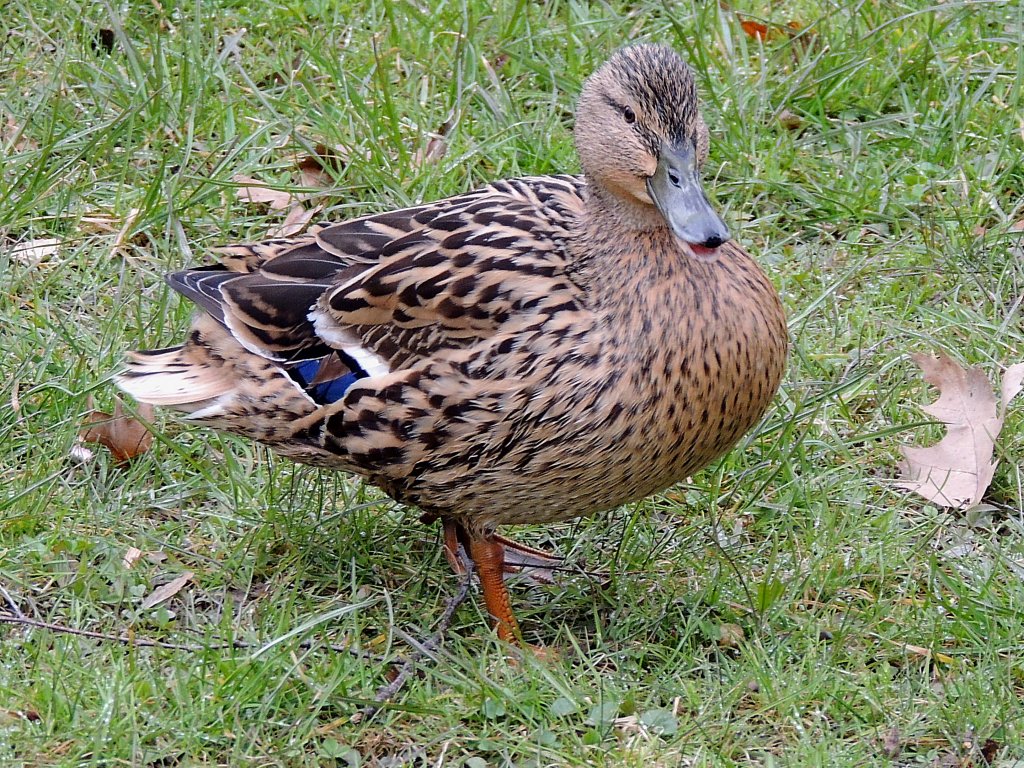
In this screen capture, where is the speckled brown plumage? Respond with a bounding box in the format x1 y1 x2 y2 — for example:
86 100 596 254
118 44 787 645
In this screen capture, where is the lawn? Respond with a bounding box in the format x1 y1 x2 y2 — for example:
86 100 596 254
2 0 1023 765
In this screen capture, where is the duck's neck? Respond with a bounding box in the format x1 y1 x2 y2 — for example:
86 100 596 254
584 182 667 235
570 182 689 297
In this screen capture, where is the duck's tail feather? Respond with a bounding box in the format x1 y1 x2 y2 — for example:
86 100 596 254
116 315 328 448
116 344 234 413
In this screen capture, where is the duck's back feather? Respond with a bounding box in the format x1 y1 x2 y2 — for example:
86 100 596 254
120 174 587 415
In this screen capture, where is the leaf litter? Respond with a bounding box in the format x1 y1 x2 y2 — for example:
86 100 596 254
140 572 193 610
9 238 62 266
234 144 348 238
897 353 1024 509
78 396 154 465
232 174 294 210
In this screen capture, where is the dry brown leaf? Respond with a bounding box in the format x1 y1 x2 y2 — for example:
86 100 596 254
296 143 349 188
110 207 142 253
10 237 61 266
881 726 901 759
980 738 1000 764
122 547 144 569
413 136 448 168
897 353 1024 509
412 118 454 169
80 396 154 465
893 639 954 665
265 203 322 238
739 18 772 40
777 109 802 131
140 571 193 610
232 174 294 210
79 213 122 234
718 622 745 648
1 117 37 153
92 28 116 54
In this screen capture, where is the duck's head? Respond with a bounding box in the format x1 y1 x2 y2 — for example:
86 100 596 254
575 44 730 254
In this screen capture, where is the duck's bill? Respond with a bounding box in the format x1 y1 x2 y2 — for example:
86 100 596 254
646 141 730 251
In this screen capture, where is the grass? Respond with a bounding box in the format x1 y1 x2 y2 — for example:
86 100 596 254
2 0 1023 765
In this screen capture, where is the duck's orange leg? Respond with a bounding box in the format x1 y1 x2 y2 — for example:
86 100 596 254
442 520 561 582
442 519 470 576
467 535 521 644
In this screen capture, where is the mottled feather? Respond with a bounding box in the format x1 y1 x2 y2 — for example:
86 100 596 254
116 44 788 644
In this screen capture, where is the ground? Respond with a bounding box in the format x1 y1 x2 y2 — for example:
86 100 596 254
1 0 1023 765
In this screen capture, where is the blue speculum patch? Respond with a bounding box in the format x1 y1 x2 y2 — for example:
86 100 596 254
289 359 359 404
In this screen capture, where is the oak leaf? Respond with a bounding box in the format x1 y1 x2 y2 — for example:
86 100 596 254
897 353 1024 508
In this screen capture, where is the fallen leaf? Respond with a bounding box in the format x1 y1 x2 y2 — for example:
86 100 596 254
10 237 61 266
897 353 1024 509
258 53 304 87
727 6 807 44
140 571 193 610
69 443 95 463
232 174 293 210
1 709 41 723
980 738 999 764
898 641 955 665
739 18 771 40
122 547 144 569
265 203 322 238
79 213 121 234
1 117 37 153
718 622 745 648
80 396 154 465
296 143 349 188
92 28 116 54
881 726 901 759
778 109 802 131
413 136 447 168
929 753 965 768
412 117 454 169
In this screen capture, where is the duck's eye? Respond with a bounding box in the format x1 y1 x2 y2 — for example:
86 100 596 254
622 105 636 124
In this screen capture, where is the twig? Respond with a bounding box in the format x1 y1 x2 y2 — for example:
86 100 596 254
0 612 375 659
356 569 473 722
0 613 211 650
0 582 25 619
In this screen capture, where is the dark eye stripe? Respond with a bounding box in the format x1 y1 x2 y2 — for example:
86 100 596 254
602 95 637 126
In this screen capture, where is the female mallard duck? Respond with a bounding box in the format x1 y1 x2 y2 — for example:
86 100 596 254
118 44 787 645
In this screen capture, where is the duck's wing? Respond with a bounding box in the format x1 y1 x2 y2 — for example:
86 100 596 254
131 175 586 408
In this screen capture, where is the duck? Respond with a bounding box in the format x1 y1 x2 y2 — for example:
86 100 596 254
117 44 788 647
